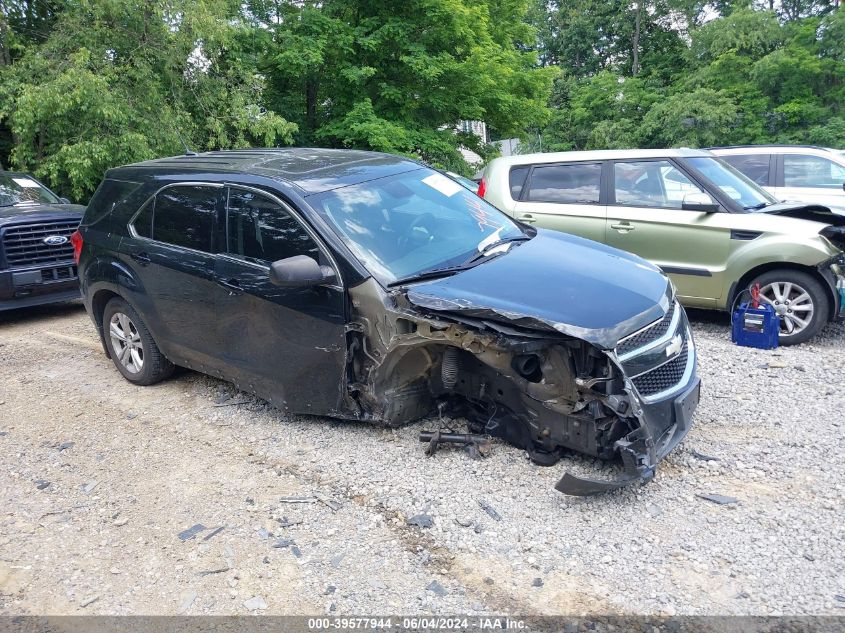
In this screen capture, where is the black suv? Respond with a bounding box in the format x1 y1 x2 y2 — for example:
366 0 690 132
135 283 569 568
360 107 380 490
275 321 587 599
77 149 699 495
0 172 85 311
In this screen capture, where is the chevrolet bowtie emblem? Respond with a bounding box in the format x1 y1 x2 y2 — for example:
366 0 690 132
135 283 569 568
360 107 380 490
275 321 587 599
665 334 683 358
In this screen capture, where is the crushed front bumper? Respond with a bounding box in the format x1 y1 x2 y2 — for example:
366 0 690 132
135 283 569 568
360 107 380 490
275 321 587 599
555 376 700 495
555 301 700 496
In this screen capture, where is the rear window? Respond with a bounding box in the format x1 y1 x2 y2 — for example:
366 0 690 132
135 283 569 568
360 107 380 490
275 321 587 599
508 166 529 200
153 186 218 252
525 163 602 204
721 154 770 186
129 185 219 252
83 178 143 228
783 154 845 188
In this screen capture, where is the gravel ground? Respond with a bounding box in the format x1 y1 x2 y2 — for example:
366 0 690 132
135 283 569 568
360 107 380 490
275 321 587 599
0 302 843 616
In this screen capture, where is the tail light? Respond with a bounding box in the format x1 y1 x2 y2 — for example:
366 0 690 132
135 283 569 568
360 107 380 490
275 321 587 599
70 230 83 264
476 178 486 198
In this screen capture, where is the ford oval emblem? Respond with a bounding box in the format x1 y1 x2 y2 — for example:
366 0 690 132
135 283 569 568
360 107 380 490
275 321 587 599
43 235 69 246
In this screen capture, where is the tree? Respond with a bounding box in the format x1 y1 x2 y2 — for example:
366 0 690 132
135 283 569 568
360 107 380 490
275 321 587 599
257 0 553 172
0 0 295 199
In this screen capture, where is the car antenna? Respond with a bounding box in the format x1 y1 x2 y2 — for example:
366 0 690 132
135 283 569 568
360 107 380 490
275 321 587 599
175 130 198 157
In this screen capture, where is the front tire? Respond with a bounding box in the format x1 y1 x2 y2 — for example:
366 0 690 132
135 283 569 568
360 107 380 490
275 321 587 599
748 270 829 345
103 297 174 385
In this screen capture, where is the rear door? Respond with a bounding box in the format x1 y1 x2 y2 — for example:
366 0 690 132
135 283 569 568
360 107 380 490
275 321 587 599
122 183 223 369
213 185 347 415
512 162 606 243
605 159 730 305
776 154 845 212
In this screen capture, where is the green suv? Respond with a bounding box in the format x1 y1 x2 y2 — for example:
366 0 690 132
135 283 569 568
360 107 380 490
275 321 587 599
480 149 845 344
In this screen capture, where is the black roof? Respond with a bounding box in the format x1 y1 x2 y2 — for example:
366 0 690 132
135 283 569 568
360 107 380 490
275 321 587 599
106 148 422 195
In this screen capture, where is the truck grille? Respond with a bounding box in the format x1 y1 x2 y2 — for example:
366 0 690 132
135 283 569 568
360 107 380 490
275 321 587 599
41 265 78 282
2 220 78 268
617 301 676 357
632 341 689 397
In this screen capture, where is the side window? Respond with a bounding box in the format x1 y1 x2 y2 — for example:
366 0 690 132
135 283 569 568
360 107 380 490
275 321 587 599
525 163 601 204
509 166 529 200
784 155 845 188
226 188 320 264
151 185 218 252
614 160 704 209
721 154 770 186
132 199 153 238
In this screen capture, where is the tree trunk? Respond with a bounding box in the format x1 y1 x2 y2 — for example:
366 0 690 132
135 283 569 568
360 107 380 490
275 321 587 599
632 1 641 77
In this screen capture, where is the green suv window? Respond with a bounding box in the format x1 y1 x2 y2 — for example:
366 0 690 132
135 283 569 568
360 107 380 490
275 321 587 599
613 160 704 209
525 163 601 204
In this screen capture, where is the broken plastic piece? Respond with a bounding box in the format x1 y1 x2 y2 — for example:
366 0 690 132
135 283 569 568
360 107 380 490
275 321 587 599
555 470 653 496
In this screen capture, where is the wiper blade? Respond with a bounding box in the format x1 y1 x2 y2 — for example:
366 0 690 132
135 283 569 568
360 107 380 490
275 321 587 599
387 265 470 287
463 235 530 266
388 236 530 287
743 202 769 210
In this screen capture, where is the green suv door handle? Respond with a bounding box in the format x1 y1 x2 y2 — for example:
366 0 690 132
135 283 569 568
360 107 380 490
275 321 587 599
611 222 635 233
518 213 537 224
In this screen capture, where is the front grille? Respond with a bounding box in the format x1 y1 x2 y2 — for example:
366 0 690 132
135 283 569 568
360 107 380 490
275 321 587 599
617 301 676 356
632 342 689 397
40 265 78 282
2 220 78 268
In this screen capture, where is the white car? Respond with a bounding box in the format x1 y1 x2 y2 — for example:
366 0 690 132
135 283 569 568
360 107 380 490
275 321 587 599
711 145 845 214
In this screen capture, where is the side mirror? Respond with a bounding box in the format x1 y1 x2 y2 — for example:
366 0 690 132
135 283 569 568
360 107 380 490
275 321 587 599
681 192 719 212
269 255 336 288
59 197 71 204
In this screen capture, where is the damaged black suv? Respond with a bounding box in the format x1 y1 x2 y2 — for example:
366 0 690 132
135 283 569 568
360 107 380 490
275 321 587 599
76 149 700 495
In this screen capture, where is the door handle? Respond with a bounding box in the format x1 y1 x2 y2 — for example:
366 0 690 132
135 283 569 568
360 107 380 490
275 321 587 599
130 252 151 266
610 222 635 232
518 214 537 224
217 278 243 296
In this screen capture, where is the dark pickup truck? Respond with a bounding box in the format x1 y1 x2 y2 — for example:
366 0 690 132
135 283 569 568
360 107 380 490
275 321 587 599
0 172 85 311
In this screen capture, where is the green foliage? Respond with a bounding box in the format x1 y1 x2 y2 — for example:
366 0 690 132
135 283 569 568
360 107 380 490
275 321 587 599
534 1 845 152
0 0 295 199
256 0 553 174
1 0 844 196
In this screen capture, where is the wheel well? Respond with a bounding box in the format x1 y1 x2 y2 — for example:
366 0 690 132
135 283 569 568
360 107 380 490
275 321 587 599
91 289 121 356
731 262 835 318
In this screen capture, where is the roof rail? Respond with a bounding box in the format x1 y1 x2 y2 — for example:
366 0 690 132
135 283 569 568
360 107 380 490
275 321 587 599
705 144 831 151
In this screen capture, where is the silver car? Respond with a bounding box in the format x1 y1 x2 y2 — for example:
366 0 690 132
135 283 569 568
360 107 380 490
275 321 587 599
711 145 845 215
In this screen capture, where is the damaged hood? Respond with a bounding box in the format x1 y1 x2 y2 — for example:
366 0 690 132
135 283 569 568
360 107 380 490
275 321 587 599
405 229 671 349
759 202 845 225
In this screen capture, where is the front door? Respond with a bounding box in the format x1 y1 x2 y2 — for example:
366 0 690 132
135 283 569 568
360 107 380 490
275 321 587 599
214 186 347 415
512 161 607 243
121 183 223 370
605 159 731 306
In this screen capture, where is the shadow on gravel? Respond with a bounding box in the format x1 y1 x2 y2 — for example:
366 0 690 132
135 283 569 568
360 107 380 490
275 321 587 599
0 299 85 326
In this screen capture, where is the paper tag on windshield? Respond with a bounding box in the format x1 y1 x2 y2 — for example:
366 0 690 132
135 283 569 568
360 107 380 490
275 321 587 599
13 178 40 188
422 173 463 197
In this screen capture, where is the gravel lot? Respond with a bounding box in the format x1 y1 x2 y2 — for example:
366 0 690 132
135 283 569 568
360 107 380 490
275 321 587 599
0 302 843 616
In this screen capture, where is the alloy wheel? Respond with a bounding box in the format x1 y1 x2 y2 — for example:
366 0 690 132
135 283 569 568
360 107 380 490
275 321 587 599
757 281 815 338
109 312 144 374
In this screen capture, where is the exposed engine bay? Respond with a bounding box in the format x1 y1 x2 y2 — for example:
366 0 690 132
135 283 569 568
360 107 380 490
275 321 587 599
343 278 699 496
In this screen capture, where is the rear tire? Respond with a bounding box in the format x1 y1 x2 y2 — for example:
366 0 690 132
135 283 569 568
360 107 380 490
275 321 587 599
747 270 829 346
103 297 174 385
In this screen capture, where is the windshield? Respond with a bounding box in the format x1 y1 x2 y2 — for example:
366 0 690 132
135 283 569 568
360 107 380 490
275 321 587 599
685 156 777 211
309 168 526 285
0 174 60 207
